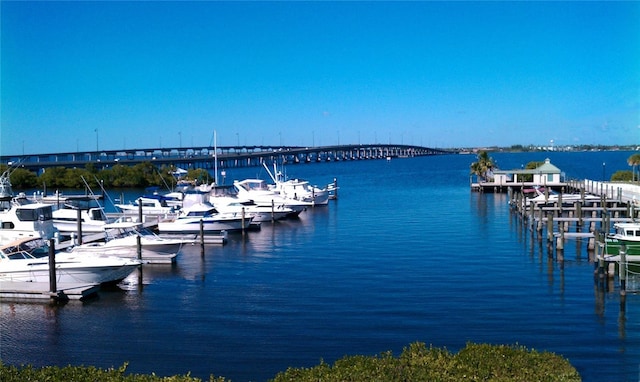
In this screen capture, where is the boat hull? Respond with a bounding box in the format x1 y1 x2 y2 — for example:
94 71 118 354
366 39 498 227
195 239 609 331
70 241 181 264
601 238 640 262
157 217 251 234
0 253 140 284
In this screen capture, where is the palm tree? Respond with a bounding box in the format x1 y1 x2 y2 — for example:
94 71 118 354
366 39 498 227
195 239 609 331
470 151 496 182
628 153 640 182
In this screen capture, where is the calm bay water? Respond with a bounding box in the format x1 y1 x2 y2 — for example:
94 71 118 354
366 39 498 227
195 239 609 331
2 150 639 381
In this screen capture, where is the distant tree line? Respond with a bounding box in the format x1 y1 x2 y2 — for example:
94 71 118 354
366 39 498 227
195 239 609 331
470 151 640 183
1 162 213 191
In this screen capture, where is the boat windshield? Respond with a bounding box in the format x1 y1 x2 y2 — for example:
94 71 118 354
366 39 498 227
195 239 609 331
15 206 54 221
0 250 37 260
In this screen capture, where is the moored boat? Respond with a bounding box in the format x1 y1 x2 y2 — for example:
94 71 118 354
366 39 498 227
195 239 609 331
0 195 59 244
264 163 330 205
528 185 599 206
68 221 182 264
52 198 111 235
208 185 296 222
600 222 640 261
0 238 141 285
233 178 314 214
114 196 179 216
157 202 254 234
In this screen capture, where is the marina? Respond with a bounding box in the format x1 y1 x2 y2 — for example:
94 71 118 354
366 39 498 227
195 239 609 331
1 150 640 381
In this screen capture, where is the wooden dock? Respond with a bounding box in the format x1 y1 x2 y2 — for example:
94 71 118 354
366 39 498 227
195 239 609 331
56 218 228 250
0 281 100 301
507 181 640 294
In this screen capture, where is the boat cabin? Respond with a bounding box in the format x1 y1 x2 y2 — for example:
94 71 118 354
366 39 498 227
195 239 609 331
614 223 640 242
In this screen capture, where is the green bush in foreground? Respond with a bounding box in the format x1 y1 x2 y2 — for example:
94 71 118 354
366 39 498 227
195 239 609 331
0 363 227 382
0 342 581 382
271 342 581 382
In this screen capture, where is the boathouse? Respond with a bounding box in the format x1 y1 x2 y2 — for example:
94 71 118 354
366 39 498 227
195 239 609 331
472 158 565 192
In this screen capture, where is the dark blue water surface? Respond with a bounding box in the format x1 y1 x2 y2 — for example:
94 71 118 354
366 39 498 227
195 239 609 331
2 151 639 381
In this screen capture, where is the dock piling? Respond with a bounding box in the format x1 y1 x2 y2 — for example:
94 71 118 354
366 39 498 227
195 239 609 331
76 208 83 245
200 219 205 256
48 238 57 297
620 244 627 296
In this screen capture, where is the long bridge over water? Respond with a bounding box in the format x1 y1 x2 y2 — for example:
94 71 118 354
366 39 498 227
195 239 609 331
2 144 454 174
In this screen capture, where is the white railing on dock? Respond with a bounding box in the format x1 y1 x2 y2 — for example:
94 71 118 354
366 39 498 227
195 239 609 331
579 180 640 206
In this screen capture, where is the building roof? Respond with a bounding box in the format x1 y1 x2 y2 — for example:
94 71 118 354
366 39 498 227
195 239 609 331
493 158 561 175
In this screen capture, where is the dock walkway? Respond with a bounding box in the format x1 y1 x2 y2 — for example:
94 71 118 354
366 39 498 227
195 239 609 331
0 281 99 301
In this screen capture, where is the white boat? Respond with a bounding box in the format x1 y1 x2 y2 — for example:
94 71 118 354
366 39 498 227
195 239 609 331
34 190 103 206
264 163 330 205
68 221 182 264
208 185 296 222
610 222 640 245
0 238 141 284
0 172 59 244
142 186 185 208
115 196 179 215
52 198 111 235
157 201 253 234
233 178 314 214
213 198 296 222
600 222 640 262
528 186 599 205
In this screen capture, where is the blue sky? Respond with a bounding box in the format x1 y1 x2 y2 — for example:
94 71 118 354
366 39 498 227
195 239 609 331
2 1 639 155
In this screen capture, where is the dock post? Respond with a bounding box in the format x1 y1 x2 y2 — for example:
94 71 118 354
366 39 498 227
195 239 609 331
48 238 57 296
242 207 246 236
536 203 543 236
200 219 205 256
558 191 563 215
76 207 83 245
547 213 554 243
620 244 627 296
556 223 564 251
333 178 338 200
271 200 275 222
595 231 605 281
138 198 143 223
136 235 142 260
544 187 549 203
575 201 583 227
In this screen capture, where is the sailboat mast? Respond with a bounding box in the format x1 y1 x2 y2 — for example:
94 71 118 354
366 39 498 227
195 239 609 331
213 130 218 185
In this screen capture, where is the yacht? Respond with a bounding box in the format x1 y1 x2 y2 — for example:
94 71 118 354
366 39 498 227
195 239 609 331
69 221 182 264
52 198 111 235
0 171 58 244
0 238 141 284
208 185 296 222
264 163 330 205
233 178 313 214
114 196 178 215
158 200 253 234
